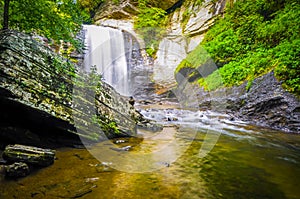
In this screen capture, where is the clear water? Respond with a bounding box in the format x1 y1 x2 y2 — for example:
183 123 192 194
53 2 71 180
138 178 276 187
1 107 300 199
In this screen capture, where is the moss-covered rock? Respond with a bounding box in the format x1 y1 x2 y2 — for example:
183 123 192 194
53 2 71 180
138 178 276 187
0 30 140 147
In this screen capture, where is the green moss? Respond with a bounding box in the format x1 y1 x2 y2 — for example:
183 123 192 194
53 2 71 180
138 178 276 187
198 71 223 91
175 59 192 74
176 44 211 74
181 8 192 31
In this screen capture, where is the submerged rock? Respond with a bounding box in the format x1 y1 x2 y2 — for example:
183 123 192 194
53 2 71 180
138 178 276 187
2 144 55 166
110 145 132 152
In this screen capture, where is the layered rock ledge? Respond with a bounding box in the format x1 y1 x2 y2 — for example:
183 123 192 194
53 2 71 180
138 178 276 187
0 30 151 148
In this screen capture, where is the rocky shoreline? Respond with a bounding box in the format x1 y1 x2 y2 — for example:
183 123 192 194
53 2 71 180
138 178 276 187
175 71 300 133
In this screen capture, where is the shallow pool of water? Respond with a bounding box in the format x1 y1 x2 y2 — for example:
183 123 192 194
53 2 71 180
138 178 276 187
1 109 300 199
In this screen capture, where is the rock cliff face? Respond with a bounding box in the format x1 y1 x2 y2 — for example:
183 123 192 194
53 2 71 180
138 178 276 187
94 0 178 21
94 0 227 88
153 0 227 87
0 30 139 148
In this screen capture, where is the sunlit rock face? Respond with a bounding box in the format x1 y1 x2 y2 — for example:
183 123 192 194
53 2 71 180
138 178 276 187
153 36 188 87
0 30 139 147
153 0 227 87
94 0 227 88
94 0 178 21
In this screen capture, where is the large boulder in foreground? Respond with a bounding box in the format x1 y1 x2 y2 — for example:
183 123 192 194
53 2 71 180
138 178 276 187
0 30 141 147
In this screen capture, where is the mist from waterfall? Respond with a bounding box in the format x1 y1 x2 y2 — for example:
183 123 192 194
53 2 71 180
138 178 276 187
83 25 129 96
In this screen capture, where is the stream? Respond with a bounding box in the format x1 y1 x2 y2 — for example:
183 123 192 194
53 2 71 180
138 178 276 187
1 25 299 199
1 102 300 198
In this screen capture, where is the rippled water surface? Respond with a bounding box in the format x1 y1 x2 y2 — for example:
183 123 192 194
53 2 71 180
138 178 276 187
1 108 300 199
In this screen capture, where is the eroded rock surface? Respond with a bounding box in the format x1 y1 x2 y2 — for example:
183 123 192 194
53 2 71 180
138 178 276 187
0 30 147 147
5 162 30 178
154 0 227 87
94 0 178 21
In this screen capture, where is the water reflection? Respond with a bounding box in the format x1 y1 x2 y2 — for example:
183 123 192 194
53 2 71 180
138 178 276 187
88 127 194 173
1 109 300 199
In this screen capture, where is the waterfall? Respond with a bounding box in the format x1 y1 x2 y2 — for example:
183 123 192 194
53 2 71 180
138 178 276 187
83 25 129 96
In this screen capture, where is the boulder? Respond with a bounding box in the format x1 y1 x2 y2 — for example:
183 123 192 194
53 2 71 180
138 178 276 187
2 144 55 166
5 162 30 178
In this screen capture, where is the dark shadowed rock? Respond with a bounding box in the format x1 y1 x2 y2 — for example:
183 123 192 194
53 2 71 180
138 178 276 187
5 162 30 178
237 72 300 133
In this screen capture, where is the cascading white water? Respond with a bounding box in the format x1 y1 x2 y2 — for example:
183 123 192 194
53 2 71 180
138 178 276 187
83 25 129 96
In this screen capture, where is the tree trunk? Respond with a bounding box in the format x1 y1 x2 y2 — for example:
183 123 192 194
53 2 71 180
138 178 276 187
3 0 10 30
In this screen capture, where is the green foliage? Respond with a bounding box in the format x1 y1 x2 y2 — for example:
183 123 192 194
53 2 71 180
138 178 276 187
176 42 212 74
196 0 205 6
78 0 104 18
178 0 300 95
112 0 120 4
198 71 223 91
0 1 3 29
1 0 89 50
134 0 167 57
181 8 192 32
274 39 300 94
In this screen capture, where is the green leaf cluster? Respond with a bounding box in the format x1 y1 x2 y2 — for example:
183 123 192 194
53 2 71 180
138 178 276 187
77 0 104 19
0 0 90 50
177 0 300 95
134 0 167 57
